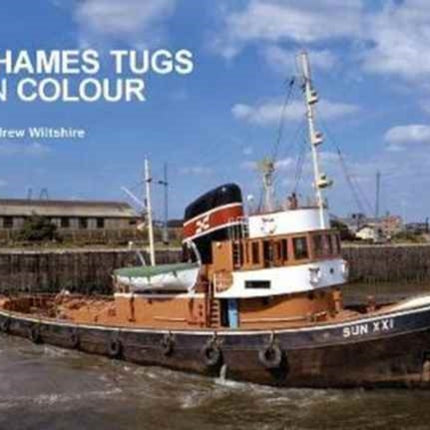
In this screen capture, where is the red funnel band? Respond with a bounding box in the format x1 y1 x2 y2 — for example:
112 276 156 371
183 202 244 241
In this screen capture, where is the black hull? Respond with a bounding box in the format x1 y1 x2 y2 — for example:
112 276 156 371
2 304 430 389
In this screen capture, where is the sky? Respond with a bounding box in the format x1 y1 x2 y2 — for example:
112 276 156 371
0 0 429 222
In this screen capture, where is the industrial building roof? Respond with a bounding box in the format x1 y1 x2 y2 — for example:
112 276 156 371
0 199 137 218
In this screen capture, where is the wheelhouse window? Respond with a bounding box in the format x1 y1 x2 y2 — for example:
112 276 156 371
96 218 105 229
281 239 288 261
263 240 274 268
79 217 88 229
251 242 260 265
312 234 324 257
326 234 333 255
293 237 309 260
60 217 70 228
332 234 341 254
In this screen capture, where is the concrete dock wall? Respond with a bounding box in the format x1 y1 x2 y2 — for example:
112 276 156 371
0 244 429 294
342 244 430 284
0 249 180 294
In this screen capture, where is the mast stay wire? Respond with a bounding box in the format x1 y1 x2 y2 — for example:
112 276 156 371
271 118 307 189
255 75 298 211
271 76 297 163
316 111 374 215
292 134 308 195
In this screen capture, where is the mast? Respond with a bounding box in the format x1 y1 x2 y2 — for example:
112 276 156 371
144 158 156 266
158 162 169 244
375 170 381 219
299 51 332 228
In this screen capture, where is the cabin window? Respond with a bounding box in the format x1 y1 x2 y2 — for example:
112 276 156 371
245 280 271 289
275 241 280 260
96 218 105 229
281 239 288 261
312 234 323 257
251 242 260 265
263 240 274 268
293 237 309 260
60 217 70 228
3 216 13 229
333 234 341 254
326 234 333 255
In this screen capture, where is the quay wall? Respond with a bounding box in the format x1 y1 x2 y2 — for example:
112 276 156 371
0 244 429 294
342 244 430 284
0 249 180 294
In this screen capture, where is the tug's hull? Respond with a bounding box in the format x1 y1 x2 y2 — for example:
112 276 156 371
2 303 430 388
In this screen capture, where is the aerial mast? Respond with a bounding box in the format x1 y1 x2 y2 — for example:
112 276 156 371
298 51 332 228
144 158 156 266
375 170 381 219
158 163 169 245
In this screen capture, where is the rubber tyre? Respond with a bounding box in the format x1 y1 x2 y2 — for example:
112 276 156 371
1 318 10 333
108 338 122 358
28 325 42 344
202 343 222 368
258 344 283 369
160 334 174 356
70 329 80 349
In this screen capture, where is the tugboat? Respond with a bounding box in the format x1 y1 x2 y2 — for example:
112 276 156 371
2 52 430 388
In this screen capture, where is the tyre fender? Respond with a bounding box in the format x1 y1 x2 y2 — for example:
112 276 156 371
258 343 283 369
108 337 122 358
160 333 174 356
28 324 42 344
70 328 80 349
1 317 10 333
201 340 222 368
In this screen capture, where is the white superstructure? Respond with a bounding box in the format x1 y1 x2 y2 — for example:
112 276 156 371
210 51 346 300
248 207 329 239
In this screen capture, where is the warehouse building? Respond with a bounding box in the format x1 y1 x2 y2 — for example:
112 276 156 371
0 199 138 232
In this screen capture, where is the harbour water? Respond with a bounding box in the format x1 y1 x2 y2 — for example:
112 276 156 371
1 335 430 429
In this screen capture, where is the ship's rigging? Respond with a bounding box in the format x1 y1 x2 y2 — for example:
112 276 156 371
259 51 374 219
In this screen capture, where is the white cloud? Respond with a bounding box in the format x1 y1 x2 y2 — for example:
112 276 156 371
179 166 213 175
240 160 258 170
74 0 176 46
420 101 430 115
240 157 293 171
361 1 430 81
0 142 51 156
232 98 359 125
384 124 430 149
242 146 254 156
212 1 430 86
275 157 294 170
212 0 362 59
264 45 337 74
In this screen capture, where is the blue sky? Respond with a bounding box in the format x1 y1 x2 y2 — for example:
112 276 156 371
0 0 429 222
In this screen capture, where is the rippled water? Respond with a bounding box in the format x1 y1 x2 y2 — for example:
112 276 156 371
1 335 430 430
